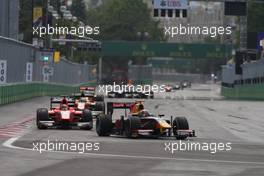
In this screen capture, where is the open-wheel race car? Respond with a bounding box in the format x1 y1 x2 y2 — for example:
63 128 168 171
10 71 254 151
107 90 154 99
79 86 96 97
79 86 104 101
36 96 93 130
96 101 196 140
72 92 105 118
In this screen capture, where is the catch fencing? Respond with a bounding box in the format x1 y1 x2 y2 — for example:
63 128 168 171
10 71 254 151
0 36 96 84
0 36 97 105
128 64 153 85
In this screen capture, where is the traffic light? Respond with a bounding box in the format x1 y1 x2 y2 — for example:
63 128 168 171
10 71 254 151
39 49 54 62
43 56 49 61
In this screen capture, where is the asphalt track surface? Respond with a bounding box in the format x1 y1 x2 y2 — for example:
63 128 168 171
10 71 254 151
0 84 264 176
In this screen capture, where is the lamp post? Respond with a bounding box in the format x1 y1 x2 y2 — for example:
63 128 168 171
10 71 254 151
136 31 149 41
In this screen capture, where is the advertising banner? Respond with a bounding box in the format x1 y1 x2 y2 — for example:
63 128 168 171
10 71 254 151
153 0 188 10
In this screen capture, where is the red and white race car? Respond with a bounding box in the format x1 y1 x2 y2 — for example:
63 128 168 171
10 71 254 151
36 97 93 130
165 85 173 92
74 96 105 117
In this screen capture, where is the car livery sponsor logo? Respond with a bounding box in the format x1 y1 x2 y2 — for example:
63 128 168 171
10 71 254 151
61 111 70 119
78 103 85 110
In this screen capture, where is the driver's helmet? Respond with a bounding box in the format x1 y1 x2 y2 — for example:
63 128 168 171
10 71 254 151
61 97 68 105
138 103 144 111
139 109 150 117
61 104 68 111
131 102 144 114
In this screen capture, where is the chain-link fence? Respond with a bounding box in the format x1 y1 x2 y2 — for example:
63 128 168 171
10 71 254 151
0 36 97 105
0 36 97 85
128 64 153 85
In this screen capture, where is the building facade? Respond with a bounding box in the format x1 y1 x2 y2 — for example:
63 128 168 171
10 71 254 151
143 0 226 43
0 0 19 39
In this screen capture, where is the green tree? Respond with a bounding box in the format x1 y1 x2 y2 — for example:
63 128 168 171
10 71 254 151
248 1 264 32
19 0 33 43
86 0 164 41
83 0 165 67
70 0 87 22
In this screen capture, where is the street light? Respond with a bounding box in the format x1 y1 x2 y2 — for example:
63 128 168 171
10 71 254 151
79 21 85 27
66 0 73 7
48 5 54 12
72 16 77 22
136 31 150 41
60 5 67 13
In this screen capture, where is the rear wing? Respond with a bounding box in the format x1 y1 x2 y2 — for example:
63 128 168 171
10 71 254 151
50 97 75 109
107 102 134 115
80 86 95 92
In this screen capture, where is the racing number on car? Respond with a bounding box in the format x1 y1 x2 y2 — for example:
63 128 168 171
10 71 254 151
0 60 7 84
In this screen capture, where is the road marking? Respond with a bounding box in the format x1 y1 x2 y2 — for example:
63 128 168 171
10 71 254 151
3 136 264 165
0 117 33 138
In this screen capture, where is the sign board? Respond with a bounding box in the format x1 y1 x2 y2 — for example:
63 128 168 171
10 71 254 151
42 65 54 76
26 62 33 82
0 60 7 84
59 35 66 45
102 41 232 59
43 74 49 82
33 7 43 27
154 0 188 9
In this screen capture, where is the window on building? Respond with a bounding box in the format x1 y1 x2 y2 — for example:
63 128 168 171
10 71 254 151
168 9 173 17
161 9 166 17
154 9 159 17
175 9 180 17
182 9 187 18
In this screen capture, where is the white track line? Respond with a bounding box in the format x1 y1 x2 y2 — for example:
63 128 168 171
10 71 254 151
2 136 264 165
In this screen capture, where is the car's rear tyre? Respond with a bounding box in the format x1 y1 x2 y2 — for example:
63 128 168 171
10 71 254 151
36 108 49 129
173 117 189 140
125 116 141 138
80 109 93 130
96 114 112 136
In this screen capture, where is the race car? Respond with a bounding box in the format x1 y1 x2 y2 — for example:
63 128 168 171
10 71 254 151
78 86 104 102
131 91 154 99
173 83 182 90
96 101 195 140
73 95 105 117
80 86 96 97
36 97 93 130
107 90 123 98
108 90 154 99
165 85 173 92
182 80 191 88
